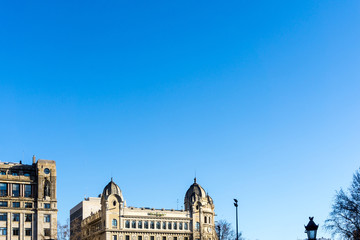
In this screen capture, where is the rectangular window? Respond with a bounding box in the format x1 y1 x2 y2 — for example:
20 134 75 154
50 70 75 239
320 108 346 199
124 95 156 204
12 213 20 222
150 221 154 229
163 237 166 240
0 227 6 235
25 228 32 236
44 214 51 222
24 185 32 197
156 222 160 229
0 183 7 196
196 222 200 231
179 222 183 230
168 222 172 230
0 213 7 221
184 223 188 230
13 228 19 236
138 236 142 240
25 202 33 208
163 222 166 229
113 235 117 240
173 222 177 230
150 236 155 240
44 203 51 208
25 214 32 222
0 201 7 207
44 228 51 236
138 221 142 229
144 221 148 229
126 236 130 240
132 221 136 228
12 202 20 208
12 184 19 197
125 221 130 228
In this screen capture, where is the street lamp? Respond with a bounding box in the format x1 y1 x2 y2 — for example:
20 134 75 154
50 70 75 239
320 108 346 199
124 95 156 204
305 217 319 240
233 199 238 240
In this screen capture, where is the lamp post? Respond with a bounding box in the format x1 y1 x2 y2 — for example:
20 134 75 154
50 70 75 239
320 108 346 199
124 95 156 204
305 217 319 240
233 199 238 240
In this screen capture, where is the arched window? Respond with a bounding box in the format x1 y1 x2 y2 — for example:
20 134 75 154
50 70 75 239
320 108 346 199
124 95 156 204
112 219 117 227
184 222 188 230
162 222 166 229
173 222 177 230
144 221 149 229
132 221 136 228
125 220 130 228
168 222 172 230
156 222 161 229
179 222 183 230
150 221 154 229
138 221 142 229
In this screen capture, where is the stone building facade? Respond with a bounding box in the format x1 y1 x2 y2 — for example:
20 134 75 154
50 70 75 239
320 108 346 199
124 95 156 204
70 178 217 240
0 156 57 240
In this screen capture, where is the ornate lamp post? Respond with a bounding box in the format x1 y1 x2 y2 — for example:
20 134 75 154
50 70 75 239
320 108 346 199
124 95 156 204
233 199 238 240
305 217 319 240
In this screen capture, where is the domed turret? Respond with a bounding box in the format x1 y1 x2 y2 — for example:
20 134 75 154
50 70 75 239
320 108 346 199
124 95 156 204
101 178 123 200
184 178 211 211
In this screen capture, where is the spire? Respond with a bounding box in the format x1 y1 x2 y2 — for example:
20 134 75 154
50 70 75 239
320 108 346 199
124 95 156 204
194 177 197 183
111 177 113 182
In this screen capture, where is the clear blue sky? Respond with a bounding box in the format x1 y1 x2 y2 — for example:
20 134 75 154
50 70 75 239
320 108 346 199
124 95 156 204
1 1 360 239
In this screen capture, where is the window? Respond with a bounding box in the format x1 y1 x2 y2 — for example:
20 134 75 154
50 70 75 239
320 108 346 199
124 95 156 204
12 184 19 197
173 222 177 230
144 221 148 229
0 183 7 196
168 222 172 230
162 222 166 229
0 227 6 235
112 219 118 227
150 221 154 229
13 228 19 236
162 237 166 240
24 173 30 177
0 213 7 221
138 221 142 229
138 236 142 240
113 236 117 240
44 203 51 208
125 220 130 228
25 214 32 222
12 172 18 176
0 171 5 175
44 228 51 236
209 216 211 223
150 236 155 240
0 201 7 207
179 222 183 230
185 238 188 240
132 221 136 228
25 185 32 197
174 238 177 240
25 228 32 236
184 223 188 230
204 216 207 223
126 235 130 240
25 202 33 208
156 222 160 229
196 222 200 231
13 202 20 208
44 214 51 222
12 213 20 221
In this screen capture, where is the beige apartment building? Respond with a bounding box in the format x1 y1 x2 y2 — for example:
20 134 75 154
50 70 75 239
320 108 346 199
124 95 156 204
0 156 57 240
70 178 217 240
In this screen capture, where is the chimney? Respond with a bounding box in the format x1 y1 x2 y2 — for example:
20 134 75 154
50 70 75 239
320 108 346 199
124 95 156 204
32 155 36 164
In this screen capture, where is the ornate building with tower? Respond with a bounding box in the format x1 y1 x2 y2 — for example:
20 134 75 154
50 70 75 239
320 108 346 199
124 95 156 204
70 178 217 240
0 156 57 239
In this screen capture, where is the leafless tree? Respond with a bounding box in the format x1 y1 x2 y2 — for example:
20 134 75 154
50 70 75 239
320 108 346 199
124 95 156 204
325 167 360 239
58 219 70 240
215 219 243 240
